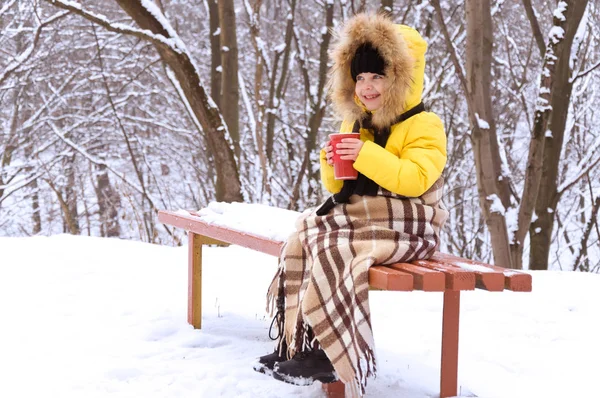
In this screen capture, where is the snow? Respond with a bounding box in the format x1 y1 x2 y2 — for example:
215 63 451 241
140 0 187 52
1 234 598 397
548 26 565 45
51 0 185 54
453 261 497 274
194 201 300 242
535 95 552 112
487 194 505 215
474 113 490 130
553 2 568 21
505 206 518 242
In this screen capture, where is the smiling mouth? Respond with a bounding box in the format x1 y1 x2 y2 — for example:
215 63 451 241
363 93 380 100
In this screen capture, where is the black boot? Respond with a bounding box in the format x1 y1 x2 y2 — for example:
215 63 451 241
272 349 338 385
253 339 288 375
253 296 287 376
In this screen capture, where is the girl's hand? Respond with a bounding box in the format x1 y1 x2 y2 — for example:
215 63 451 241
335 138 364 161
323 141 334 165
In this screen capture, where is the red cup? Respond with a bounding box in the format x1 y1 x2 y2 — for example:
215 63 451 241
329 132 361 180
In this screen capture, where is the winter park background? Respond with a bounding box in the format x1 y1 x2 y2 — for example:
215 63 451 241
1 1 599 398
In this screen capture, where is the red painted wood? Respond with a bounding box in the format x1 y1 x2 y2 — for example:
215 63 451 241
431 252 532 292
388 263 446 291
159 210 284 256
413 259 477 291
369 266 414 291
440 291 460 398
323 381 345 397
188 232 202 329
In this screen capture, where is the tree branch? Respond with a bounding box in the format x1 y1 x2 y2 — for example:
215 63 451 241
45 0 181 51
430 0 469 99
572 59 600 83
0 9 69 85
519 0 546 56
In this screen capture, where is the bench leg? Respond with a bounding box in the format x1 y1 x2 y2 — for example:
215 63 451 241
322 381 345 397
188 232 203 329
440 290 460 397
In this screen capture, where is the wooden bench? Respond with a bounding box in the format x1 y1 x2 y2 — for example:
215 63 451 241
158 208 532 398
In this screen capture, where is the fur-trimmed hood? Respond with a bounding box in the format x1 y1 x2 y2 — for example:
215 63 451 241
328 14 428 129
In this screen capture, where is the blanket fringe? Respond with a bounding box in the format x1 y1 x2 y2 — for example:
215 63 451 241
265 266 282 316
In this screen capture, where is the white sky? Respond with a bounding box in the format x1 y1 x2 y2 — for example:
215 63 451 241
1 204 599 397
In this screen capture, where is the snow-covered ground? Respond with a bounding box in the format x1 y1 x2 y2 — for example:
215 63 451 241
1 234 598 397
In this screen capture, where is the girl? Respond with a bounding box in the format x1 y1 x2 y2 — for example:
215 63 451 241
255 13 448 397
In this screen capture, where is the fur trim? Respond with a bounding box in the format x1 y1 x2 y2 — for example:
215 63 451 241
328 13 414 129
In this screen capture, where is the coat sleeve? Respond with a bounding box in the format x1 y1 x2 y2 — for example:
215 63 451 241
353 112 446 197
320 120 356 194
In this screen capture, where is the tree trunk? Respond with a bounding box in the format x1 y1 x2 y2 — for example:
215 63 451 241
0 98 18 204
208 0 221 108
519 0 546 56
218 0 240 157
31 179 42 235
64 154 80 234
528 0 588 270
95 164 121 237
570 194 600 271
465 0 513 268
23 140 42 235
245 0 271 200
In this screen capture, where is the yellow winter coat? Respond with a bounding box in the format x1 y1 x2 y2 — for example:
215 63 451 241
320 17 446 198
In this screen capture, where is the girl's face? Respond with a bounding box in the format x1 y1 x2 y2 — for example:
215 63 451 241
355 72 387 111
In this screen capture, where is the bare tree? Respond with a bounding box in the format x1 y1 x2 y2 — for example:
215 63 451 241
46 0 243 203
218 0 241 157
433 0 591 269
527 0 590 270
2 0 598 270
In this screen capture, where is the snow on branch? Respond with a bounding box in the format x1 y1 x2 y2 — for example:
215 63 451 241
0 9 69 86
572 59 600 83
46 0 185 54
553 1 568 21
47 121 147 197
487 194 506 215
557 133 600 195
0 0 17 18
0 155 64 205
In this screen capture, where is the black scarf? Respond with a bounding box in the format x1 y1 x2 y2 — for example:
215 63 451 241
316 102 425 216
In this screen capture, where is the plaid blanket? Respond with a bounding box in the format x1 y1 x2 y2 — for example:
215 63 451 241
267 178 448 396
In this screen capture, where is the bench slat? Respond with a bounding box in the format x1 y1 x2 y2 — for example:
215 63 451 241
431 252 532 292
414 259 501 291
412 260 477 291
369 266 414 291
387 263 446 291
159 210 283 257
